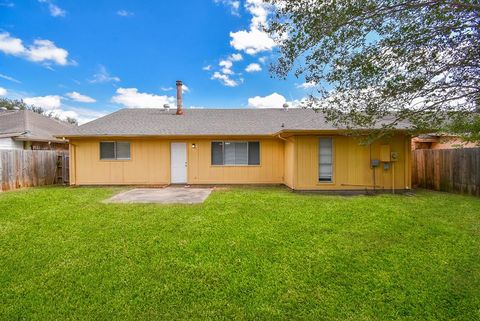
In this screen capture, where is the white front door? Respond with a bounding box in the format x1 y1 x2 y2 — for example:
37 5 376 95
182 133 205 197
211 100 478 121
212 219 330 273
171 142 187 184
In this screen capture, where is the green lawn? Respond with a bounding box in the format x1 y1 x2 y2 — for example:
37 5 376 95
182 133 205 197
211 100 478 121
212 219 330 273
0 187 479 321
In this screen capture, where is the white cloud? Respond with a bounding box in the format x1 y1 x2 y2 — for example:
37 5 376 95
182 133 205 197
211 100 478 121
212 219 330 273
0 32 25 55
65 91 96 103
211 72 239 87
0 87 7 96
296 81 317 89
229 53 243 61
161 85 189 92
248 92 286 108
89 65 120 83
230 28 276 55
68 107 107 124
0 73 21 83
117 9 134 17
219 59 233 69
111 88 175 108
38 0 66 17
0 32 70 65
202 65 212 71
229 0 276 55
245 63 262 72
27 39 69 65
214 0 240 16
258 56 267 64
24 95 62 109
219 59 234 75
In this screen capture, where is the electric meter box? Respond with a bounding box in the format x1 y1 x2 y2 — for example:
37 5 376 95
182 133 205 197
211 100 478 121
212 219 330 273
390 152 399 162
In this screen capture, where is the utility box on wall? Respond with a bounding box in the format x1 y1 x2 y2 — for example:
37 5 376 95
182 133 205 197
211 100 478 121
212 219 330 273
380 145 391 162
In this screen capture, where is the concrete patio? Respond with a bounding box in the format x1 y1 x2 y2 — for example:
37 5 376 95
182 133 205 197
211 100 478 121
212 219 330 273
104 187 213 204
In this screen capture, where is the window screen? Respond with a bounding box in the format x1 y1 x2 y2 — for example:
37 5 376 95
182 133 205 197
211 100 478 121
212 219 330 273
248 142 260 165
116 142 131 159
319 138 333 182
211 142 223 165
211 141 260 165
100 142 131 160
100 142 115 159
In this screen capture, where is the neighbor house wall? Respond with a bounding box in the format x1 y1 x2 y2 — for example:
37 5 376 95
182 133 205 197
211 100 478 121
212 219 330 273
293 134 411 191
0 138 23 150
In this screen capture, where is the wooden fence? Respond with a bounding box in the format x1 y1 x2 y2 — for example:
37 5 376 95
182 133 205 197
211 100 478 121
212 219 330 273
0 150 69 192
412 148 480 197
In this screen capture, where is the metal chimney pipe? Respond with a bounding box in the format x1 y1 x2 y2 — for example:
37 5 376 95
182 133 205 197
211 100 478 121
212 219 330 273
176 80 184 115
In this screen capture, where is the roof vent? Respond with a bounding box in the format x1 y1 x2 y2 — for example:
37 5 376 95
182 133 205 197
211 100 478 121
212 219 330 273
283 103 289 111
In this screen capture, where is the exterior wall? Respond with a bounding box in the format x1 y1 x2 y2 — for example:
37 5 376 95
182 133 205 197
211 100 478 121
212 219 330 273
24 141 69 151
69 134 411 191
294 134 411 191
187 138 284 184
283 137 295 189
0 137 23 150
70 138 170 185
412 136 477 150
70 137 284 186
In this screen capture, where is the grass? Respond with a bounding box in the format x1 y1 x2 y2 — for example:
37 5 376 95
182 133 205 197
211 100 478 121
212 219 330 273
0 187 479 321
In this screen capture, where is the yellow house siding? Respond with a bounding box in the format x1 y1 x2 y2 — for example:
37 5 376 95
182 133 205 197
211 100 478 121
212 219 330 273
70 138 170 185
69 134 411 190
294 134 411 190
187 138 284 184
283 138 295 188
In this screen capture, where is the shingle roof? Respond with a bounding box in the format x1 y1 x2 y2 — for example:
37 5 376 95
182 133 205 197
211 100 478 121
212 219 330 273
0 109 76 142
60 108 411 137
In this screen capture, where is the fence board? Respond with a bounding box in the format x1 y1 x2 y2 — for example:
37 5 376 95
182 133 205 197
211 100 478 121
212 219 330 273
412 148 480 197
0 150 69 192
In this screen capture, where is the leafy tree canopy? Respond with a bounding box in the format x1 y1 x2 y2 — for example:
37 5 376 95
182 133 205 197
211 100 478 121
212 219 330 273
0 98 77 125
267 0 479 142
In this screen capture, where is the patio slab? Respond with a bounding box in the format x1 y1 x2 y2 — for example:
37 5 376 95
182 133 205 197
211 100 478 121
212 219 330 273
105 187 213 204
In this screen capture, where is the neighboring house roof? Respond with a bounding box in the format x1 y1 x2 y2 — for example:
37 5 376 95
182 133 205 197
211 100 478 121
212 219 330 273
60 108 411 137
0 109 75 143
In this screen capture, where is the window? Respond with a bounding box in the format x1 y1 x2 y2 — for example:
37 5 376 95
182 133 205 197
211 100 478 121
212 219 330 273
100 142 131 160
211 141 260 165
318 138 333 182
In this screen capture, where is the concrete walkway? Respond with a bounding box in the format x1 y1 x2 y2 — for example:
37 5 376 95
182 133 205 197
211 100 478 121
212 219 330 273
105 187 213 204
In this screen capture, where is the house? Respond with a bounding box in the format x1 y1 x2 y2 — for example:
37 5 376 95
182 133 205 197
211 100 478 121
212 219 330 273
412 134 477 150
0 109 73 150
60 81 412 191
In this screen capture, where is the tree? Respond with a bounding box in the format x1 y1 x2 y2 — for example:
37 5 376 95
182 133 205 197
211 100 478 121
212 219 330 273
0 98 78 125
267 0 480 141
0 98 28 110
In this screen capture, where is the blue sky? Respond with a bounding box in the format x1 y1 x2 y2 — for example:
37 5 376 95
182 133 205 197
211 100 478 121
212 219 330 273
0 0 315 123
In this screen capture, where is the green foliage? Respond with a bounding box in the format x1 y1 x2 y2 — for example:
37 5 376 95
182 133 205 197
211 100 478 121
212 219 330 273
0 98 28 110
0 97 78 125
268 0 480 141
0 187 479 320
